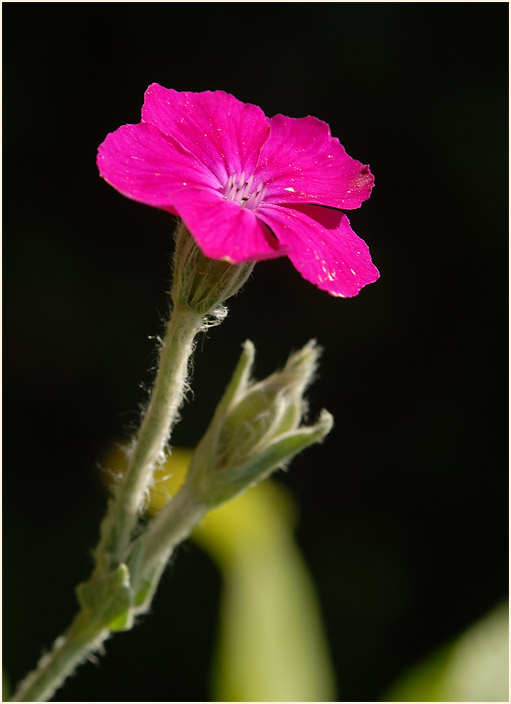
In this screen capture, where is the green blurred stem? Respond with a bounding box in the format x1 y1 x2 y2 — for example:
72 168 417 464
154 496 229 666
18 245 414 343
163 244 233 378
93 302 203 574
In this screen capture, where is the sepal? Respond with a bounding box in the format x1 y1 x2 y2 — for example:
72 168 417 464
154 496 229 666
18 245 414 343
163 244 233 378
171 222 254 316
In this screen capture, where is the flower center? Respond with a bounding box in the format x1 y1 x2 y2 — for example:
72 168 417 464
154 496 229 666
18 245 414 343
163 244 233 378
222 171 266 211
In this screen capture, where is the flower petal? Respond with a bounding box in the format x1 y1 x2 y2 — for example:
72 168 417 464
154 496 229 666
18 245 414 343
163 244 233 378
142 84 271 185
257 204 379 297
97 122 219 210
171 188 286 263
255 115 374 210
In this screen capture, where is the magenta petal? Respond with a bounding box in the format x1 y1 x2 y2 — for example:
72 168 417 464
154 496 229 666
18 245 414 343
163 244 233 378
97 122 219 209
142 84 271 185
255 114 374 210
257 204 379 297
171 188 286 263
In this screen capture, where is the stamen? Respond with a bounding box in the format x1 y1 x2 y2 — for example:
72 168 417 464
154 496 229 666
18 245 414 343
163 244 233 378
223 173 237 201
245 183 266 210
222 171 266 211
243 173 254 197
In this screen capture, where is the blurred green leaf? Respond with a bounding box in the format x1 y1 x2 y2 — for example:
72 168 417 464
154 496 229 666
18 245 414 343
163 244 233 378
3 669 11 700
112 442 338 702
384 602 509 702
194 480 337 702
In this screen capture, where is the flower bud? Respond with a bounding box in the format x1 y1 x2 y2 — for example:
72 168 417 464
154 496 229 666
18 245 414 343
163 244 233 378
186 340 333 506
171 222 254 317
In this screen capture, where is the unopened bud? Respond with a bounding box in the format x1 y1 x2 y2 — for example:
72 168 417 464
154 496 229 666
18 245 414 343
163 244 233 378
186 340 333 506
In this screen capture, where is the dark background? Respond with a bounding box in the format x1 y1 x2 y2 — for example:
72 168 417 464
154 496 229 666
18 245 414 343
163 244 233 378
3 2 508 701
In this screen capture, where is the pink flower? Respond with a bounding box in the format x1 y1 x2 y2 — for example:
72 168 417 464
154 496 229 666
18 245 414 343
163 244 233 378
97 84 379 297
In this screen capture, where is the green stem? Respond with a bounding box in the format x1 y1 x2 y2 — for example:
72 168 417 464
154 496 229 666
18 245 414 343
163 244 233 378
130 482 208 600
9 223 254 701
11 303 203 703
9 612 108 702
9 488 207 702
94 302 203 574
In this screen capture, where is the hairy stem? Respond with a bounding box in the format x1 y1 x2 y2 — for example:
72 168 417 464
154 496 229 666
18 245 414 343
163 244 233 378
131 482 208 598
94 302 203 575
9 223 256 701
10 302 203 703
9 613 108 702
